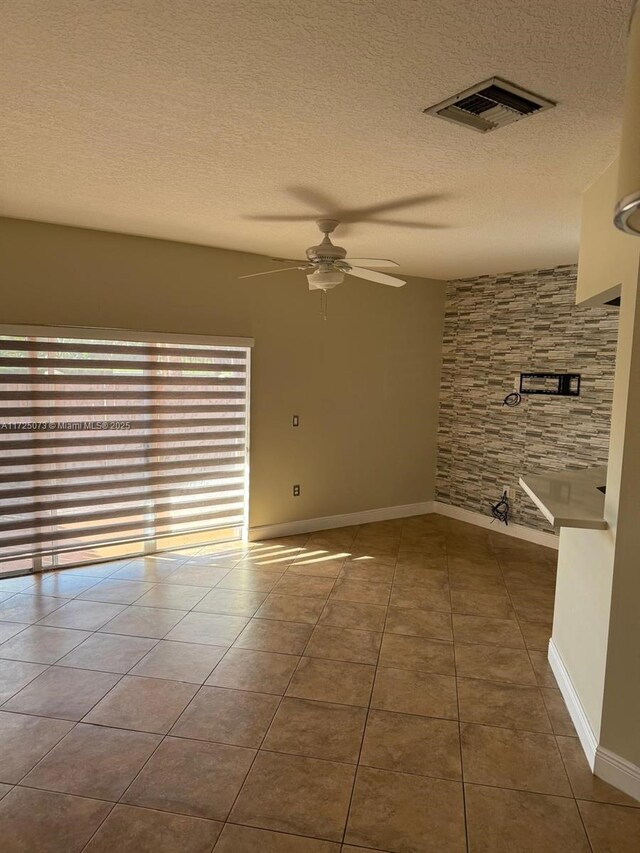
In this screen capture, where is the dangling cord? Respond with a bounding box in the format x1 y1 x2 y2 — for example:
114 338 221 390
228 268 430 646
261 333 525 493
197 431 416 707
320 290 328 321
490 491 510 525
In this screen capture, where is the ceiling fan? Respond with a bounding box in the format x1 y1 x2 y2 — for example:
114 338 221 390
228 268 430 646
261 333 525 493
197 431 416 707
238 219 405 291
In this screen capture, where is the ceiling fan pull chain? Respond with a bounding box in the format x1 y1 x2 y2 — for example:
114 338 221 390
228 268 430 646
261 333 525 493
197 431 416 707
320 289 328 321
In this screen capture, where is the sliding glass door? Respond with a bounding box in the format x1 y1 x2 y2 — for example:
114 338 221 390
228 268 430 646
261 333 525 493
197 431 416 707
0 327 251 576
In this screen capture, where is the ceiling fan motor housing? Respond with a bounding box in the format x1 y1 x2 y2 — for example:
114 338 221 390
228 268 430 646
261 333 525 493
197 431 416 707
306 238 347 264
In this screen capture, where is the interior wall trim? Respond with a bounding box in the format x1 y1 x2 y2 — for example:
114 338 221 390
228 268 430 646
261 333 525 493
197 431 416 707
594 746 640 802
548 637 599 768
250 500 559 547
432 501 559 549
249 501 435 540
548 639 640 801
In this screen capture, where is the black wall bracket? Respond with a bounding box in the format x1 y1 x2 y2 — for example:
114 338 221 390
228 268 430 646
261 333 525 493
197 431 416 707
519 373 581 396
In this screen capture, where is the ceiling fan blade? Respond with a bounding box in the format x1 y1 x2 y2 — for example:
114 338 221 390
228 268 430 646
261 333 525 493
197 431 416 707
238 267 304 279
345 258 399 268
346 267 406 287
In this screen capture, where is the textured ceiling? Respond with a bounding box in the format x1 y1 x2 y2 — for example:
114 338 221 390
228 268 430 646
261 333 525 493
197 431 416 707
0 0 631 279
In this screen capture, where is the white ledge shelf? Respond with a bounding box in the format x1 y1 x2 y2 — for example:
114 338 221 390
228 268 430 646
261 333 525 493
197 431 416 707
519 466 608 530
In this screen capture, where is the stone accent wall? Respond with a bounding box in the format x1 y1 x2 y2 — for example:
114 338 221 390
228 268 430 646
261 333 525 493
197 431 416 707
435 264 619 532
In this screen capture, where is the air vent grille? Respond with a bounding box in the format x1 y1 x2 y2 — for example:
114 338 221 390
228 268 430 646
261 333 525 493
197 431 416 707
424 77 555 133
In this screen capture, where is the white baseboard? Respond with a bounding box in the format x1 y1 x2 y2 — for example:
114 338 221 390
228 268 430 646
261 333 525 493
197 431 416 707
547 638 598 767
547 638 640 801
594 746 640 802
433 501 559 549
249 501 434 541
251 499 558 548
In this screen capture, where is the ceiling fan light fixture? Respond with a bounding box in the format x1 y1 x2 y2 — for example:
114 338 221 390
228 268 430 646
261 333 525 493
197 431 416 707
307 268 344 291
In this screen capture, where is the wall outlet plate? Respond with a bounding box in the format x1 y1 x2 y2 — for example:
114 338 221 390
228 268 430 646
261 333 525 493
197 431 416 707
292 484 300 497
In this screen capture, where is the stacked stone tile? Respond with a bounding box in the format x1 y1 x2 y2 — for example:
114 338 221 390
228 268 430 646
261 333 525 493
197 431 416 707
436 265 619 532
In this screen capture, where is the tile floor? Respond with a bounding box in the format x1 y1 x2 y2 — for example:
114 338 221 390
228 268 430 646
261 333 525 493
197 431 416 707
0 514 638 852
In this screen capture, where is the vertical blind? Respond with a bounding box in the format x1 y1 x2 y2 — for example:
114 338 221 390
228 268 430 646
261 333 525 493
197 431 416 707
0 327 251 572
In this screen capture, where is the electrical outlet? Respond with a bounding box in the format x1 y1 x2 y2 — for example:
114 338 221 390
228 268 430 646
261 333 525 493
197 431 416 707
293 484 300 497
502 485 514 500
292 415 299 427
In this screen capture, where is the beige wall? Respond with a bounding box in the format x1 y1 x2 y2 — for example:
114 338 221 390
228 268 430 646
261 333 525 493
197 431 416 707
553 526 614 739
600 265 640 766
553 164 640 779
576 160 638 306
0 217 446 530
553 248 636 744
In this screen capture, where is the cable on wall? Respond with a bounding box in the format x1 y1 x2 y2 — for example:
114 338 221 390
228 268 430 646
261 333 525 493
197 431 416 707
503 390 522 407
490 491 510 525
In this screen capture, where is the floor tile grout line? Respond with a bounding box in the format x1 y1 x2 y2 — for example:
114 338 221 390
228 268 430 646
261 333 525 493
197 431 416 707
2 551 251 816
1 655 116 712
337 530 400 848
74 552 266 853
554 735 597 852
0 557 133 594
5 776 598 836
495 552 578 746
217 817 354 849
11 576 105 600
491 546 556 737
110 580 265 745
448 526 557 841
0 591 77 626
77 798 120 853
4 682 569 738
491 542 589 834
447 540 471 853
9 662 132 797
213 532 330 840
0 657 62 711
11 718 79 790
554 735 585 802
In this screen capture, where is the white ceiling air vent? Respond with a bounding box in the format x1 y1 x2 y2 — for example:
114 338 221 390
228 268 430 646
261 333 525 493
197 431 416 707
424 77 556 133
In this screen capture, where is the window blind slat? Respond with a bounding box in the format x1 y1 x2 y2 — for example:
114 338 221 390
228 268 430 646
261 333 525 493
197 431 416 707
0 432 245 451
0 471 245 502
0 356 247 373
0 331 250 569
0 509 245 553
0 495 246 534
2 485 244 517
0 390 246 400
2 455 244 483
0 339 247 360
0 446 244 468
0 406 245 417
0 374 245 387
4 520 244 565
